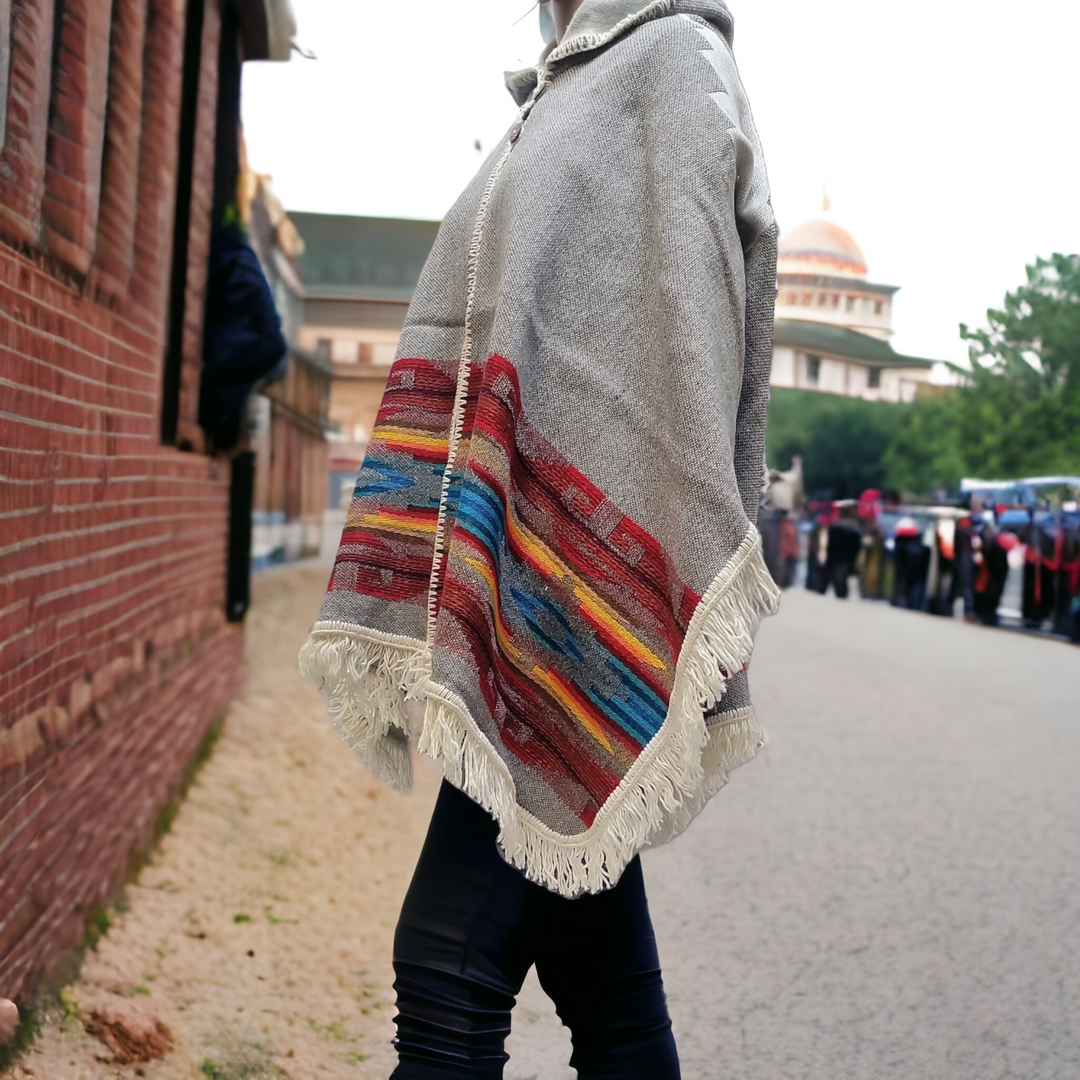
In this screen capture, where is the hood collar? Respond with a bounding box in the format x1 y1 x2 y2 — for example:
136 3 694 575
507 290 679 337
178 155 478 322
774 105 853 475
505 0 733 105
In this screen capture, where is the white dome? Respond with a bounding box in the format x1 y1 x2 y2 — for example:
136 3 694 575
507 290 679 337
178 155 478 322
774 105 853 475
777 220 868 278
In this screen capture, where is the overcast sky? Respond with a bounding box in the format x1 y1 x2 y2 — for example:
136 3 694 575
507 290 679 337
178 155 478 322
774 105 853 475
241 0 1080 365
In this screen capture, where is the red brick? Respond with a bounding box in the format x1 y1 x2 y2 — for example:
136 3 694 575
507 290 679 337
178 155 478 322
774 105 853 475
0 0 56 246
0 0 242 1005
41 0 114 278
90 0 149 303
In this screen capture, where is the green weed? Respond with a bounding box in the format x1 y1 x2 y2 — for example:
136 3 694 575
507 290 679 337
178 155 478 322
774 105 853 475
0 1005 40 1072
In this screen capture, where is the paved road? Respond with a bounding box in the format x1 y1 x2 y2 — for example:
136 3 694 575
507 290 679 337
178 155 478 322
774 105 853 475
507 588 1080 1080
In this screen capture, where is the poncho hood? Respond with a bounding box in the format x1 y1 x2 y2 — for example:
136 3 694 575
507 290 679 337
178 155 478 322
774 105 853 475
506 0 735 105
302 0 779 897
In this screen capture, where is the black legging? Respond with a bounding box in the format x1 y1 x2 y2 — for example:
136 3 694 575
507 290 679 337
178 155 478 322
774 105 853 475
391 780 681 1079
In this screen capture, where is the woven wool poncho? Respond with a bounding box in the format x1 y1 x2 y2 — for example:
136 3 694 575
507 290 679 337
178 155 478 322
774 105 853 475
301 0 781 897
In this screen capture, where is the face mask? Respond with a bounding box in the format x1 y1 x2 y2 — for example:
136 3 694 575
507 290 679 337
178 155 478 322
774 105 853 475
539 2 556 44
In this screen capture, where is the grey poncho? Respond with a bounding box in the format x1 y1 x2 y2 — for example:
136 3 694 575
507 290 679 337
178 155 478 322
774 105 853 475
301 0 780 896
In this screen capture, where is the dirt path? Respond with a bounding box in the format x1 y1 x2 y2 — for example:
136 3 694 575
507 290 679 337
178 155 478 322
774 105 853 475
6 563 442 1080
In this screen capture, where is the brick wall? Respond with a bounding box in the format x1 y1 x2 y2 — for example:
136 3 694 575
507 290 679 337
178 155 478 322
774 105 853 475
0 0 242 1002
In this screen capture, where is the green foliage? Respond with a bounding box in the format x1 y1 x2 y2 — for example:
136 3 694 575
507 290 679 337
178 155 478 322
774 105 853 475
767 387 904 498
772 256 1080 499
201 1051 284 1080
884 254 1080 493
59 987 79 1027
308 1017 348 1040
0 1005 39 1072
83 904 115 952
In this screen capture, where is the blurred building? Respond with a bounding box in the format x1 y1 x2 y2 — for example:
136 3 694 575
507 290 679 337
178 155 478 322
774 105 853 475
288 217 943 518
771 219 939 403
243 181 334 567
0 0 296 1003
287 213 440 552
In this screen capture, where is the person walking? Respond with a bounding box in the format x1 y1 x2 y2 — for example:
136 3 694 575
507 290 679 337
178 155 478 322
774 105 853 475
301 1 779 1075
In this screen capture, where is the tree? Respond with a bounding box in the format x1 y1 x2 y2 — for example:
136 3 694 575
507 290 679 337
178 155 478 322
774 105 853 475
883 254 1080 495
767 387 903 499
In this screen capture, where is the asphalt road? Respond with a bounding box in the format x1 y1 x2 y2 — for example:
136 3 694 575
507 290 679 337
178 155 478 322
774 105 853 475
507 588 1080 1080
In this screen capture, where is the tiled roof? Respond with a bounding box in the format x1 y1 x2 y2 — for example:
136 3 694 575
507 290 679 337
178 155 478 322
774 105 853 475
289 212 440 301
773 319 937 368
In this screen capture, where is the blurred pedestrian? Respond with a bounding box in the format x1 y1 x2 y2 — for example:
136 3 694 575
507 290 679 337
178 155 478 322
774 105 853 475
954 500 986 621
892 516 930 611
779 513 801 588
856 489 885 600
1022 514 1058 629
826 514 862 599
926 516 957 616
972 525 1011 626
767 454 804 514
806 511 832 594
1062 508 1080 641
300 2 778 1077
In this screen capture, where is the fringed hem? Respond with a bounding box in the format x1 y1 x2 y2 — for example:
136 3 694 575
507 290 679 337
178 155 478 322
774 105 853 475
297 624 429 794
414 524 779 895
644 706 765 850
298 524 780 897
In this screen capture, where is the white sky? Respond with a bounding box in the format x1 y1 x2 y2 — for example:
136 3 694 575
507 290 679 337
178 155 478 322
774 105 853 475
242 0 1080 366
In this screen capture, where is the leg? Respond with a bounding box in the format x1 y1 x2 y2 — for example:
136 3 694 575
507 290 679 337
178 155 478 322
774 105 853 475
832 562 850 599
534 857 681 1080
391 781 537 1079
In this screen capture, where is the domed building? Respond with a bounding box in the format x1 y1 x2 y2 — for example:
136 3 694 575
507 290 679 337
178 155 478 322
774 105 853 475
771 220 937 402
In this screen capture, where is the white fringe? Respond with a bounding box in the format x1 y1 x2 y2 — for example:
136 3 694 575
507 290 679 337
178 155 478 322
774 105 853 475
297 624 429 794
299 525 780 897
645 706 765 849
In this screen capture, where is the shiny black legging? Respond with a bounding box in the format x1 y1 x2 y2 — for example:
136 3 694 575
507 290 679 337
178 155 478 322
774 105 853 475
391 780 681 1079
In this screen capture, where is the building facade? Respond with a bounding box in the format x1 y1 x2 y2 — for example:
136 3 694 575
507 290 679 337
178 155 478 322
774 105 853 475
296 215 943 472
771 219 939 403
0 0 294 1003
244 182 333 567
287 213 439 552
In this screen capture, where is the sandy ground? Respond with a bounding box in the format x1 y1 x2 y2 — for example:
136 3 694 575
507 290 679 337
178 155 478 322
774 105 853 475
7 563 1080 1080
6 563 442 1080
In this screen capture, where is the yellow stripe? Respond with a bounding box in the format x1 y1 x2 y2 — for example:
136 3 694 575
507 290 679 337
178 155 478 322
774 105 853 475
572 587 667 671
462 557 521 662
377 431 451 452
461 553 614 748
505 505 666 671
505 511 568 581
529 667 612 753
351 512 438 535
